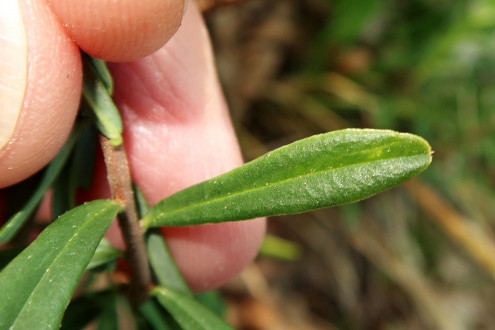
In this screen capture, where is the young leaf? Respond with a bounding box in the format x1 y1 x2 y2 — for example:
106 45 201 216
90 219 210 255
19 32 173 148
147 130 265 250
0 200 123 330
0 129 78 243
84 54 114 95
82 55 123 146
143 129 432 228
151 286 234 330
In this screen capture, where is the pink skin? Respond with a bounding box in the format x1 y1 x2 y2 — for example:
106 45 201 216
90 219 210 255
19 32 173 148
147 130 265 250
0 0 82 188
0 0 265 292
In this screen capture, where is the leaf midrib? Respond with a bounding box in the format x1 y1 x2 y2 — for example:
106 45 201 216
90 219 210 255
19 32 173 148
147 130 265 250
9 204 115 328
147 141 426 224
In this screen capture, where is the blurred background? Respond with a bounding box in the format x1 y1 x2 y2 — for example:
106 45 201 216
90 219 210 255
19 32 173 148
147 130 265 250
196 0 495 329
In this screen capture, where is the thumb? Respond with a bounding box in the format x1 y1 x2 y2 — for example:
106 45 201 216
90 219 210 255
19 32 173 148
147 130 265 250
0 0 82 188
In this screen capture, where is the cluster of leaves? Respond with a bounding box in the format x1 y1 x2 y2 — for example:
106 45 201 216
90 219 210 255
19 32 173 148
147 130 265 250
0 52 431 329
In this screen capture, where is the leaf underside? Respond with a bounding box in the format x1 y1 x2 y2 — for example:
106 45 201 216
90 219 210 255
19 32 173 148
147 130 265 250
143 129 432 228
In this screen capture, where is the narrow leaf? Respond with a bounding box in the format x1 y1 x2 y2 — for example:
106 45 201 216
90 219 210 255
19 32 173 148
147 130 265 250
194 291 226 319
259 235 302 261
134 183 150 217
143 129 432 228
0 129 78 243
87 237 123 271
84 54 114 94
151 286 234 330
140 300 181 330
146 231 191 296
0 200 123 329
82 56 122 146
52 124 98 218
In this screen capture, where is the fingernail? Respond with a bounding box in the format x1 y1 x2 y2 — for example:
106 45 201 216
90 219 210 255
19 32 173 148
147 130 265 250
0 0 27 150
182 0 189 18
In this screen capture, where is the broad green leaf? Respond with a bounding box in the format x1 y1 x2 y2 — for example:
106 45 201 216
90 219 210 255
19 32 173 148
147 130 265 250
82 56 123 146
0 200 123 329
146 231 191 296
151 286 234 330
143 129 432 228
0 130 78 244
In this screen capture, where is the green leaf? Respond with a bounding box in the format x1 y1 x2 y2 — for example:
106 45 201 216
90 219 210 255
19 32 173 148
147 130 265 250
82 55 123 146
84 54 114 95
0 129 78 244
194 291 226 319
52 124 98 218
146 231 191 296
134 183 151 217
96 293 119 330
140 300 181 330
259 235 302 261
87 238 123 271
151 286 234 330
143 129 432 228
61 291 112 330
0 200 123 329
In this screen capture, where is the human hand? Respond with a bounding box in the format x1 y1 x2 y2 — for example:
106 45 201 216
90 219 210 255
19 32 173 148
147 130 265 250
0 0 265 292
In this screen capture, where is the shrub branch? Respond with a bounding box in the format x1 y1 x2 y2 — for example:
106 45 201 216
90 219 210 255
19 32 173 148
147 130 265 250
100 135 151 304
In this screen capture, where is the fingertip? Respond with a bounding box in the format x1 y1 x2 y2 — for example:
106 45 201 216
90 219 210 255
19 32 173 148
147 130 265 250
46 0 186 62
90 1 265 292
161 218 266 293
0 0 82 188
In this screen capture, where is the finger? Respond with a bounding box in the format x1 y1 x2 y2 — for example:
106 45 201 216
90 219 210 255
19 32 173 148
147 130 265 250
45 0 186 62
0 0 82 188
99 3 265 292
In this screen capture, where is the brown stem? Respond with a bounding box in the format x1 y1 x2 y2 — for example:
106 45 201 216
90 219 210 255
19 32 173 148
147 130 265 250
99 135 151 304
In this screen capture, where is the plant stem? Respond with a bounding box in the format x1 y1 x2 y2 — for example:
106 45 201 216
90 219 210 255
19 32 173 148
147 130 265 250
100 135 151 304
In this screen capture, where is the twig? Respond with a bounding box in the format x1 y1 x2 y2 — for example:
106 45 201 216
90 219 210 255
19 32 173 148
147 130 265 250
100 135 152 304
